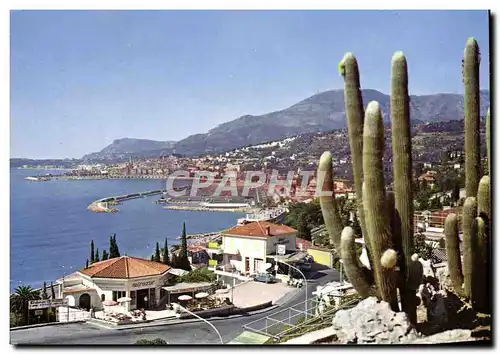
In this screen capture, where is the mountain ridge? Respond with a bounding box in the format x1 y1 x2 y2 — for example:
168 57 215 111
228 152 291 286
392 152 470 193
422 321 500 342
82 88 490 161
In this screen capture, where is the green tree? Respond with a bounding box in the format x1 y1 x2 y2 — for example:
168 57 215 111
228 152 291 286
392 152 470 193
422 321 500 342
135 338 168 345
179 267 216 283
90 240 95 264
113 234 121 257
85 259 89 269
296 212 312 241
50 282 56 299
162 238 170 266
351 213 362 237
150 255 154 261
41 282 48 300
180 223 188 260
154 242 161 263
413 233 435 261
452 182 461 205
102 249 108 261
10 286 41 326
95 248 100 263
109 236 116 258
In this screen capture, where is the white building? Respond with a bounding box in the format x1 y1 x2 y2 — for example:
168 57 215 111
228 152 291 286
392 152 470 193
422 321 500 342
220 221 297 275
56 256 171 311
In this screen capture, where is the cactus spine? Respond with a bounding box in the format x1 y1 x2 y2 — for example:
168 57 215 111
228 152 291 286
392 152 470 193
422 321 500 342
390 51 415 322
463 37 481 197
444 213 464 296
362 102 398 310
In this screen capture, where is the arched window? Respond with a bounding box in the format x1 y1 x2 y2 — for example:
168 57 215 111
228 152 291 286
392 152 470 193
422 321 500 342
101 294 105 302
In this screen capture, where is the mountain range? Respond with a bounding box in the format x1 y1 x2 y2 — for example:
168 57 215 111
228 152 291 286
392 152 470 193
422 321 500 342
82 88 490 161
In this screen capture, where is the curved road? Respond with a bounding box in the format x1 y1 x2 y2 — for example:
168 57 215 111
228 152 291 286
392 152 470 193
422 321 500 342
11 269 340 345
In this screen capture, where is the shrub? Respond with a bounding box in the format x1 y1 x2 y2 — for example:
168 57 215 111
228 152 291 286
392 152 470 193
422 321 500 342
135 338 168 345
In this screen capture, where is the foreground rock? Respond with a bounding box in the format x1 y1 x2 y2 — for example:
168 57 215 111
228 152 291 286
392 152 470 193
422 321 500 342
409 329 475 344
331 297 418 344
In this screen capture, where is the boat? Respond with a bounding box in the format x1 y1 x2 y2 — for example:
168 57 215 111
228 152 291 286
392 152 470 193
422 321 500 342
25 176 50 182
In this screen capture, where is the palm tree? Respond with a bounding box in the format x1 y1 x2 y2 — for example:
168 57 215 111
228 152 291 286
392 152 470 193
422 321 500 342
10 285 41 325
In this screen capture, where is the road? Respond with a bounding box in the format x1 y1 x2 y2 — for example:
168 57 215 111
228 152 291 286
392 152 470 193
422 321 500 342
11 268 340 345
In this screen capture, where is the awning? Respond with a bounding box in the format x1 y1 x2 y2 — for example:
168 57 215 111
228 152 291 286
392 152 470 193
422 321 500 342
205 248 223 255
227 331 271 345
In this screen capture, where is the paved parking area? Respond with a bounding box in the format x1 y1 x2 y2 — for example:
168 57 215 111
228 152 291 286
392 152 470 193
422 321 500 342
230 281 295 308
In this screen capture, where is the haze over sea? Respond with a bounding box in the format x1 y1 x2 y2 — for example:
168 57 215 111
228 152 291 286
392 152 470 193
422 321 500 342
10 168 244 292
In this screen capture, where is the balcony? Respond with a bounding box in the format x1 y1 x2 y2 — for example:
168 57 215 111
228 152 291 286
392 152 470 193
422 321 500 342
206 242 223 255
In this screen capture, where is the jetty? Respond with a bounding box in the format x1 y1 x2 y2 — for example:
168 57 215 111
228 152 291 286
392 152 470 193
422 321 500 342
163 205 251 213
88 189 166 213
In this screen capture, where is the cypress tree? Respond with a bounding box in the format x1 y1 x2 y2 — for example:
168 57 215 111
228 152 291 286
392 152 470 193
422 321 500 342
162 238 170 265
95 248 100 262
109 236 115 258
180 223 188 260
113 234 121 257
85 259 89 269
50 281 56 299
90 240 95 263
150 255 154 261
154 242 161 262
102 249 108 261
42 282 48 299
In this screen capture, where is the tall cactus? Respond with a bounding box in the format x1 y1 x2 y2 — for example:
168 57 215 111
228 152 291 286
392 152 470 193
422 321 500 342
339 53 368 245
444 213 464 296
390 51 415 322
362 102 398 310
317 151 344 250
463 37 481 197
461 196 477 299
340 227 372 298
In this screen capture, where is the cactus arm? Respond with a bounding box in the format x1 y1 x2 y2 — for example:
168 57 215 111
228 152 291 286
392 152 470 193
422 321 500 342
462 196 478 300
340 53 369 248
463 38 481 197
362 101 398 308
486 108 490 176
477 175 490 222
340 227 373 298
444 213 464 296
317 151 344 251
390 51 416 321
471 216 488 312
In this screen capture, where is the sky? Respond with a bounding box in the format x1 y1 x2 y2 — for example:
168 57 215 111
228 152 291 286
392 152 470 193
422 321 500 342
10 10 490 159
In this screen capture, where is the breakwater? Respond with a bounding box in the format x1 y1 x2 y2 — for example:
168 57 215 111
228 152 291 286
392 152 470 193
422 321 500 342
88 190 166 213
164 205 252 213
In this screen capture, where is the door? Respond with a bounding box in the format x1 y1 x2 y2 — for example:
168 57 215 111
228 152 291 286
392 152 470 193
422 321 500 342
79 293 91 311
245 258 250 273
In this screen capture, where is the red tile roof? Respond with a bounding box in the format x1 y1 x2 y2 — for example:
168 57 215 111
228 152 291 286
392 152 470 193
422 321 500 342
79 256 170 279
222 221 297 238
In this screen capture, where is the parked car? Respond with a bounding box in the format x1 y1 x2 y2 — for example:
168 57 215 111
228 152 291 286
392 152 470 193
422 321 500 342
254 273 277 284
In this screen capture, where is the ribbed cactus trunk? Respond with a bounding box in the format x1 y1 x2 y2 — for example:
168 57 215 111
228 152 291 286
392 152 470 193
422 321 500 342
461 196 477 300
340 227 372 298
463 38 481 198
444 213 464 296
317 151 344 250
390 51 415 323
472 216 488 312
340 53 368 244
362 101 398 310
486 108 490 176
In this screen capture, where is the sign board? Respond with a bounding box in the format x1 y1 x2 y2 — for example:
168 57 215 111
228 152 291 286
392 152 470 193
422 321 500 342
277 244 286 256
131 280 156 290
29 299 68 310
34 310 44 316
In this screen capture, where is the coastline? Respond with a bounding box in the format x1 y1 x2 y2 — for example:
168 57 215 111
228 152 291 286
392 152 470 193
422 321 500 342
163 205 251 213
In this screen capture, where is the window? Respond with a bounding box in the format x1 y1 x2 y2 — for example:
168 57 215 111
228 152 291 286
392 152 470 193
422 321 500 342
112 291 126 301
101 294 105 302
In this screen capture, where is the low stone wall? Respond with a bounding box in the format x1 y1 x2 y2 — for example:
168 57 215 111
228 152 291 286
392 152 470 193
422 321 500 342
178 300 273 319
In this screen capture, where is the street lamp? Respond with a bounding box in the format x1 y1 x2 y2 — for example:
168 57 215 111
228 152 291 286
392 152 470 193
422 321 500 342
276 259 308 318
172 303 224 344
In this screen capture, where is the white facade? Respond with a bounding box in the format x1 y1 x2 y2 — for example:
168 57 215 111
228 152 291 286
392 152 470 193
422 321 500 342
59 272 170 312
222 232 296 275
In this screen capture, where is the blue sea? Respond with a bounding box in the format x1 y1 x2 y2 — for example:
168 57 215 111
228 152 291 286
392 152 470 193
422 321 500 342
10 169 245 292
